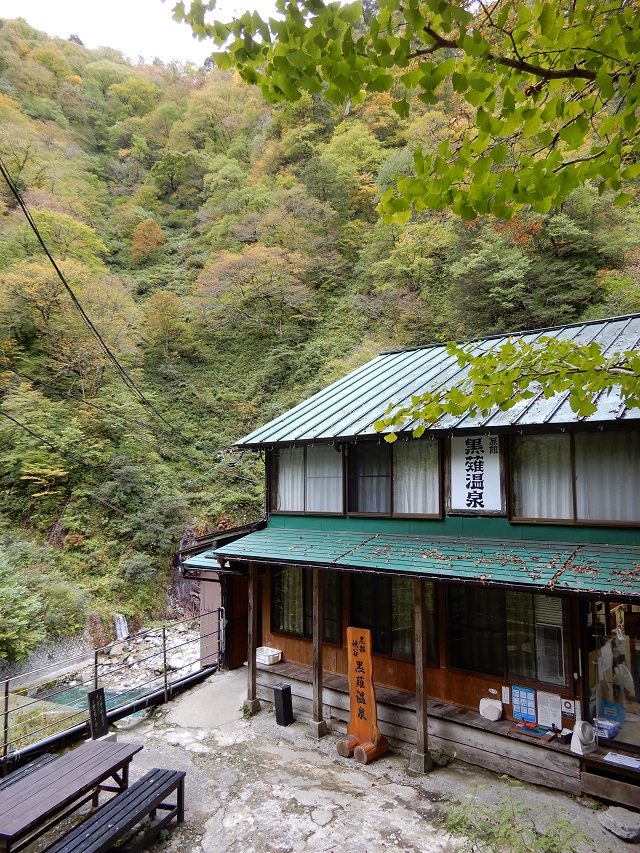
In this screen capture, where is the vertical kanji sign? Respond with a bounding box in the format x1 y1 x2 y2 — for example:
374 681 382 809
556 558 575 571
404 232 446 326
337 627 389 764
88 687 109 739
450 434 502 513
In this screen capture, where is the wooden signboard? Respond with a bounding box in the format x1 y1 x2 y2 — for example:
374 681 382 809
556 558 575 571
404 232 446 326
450 434 503 513
87 687 109 739
337 627 389 764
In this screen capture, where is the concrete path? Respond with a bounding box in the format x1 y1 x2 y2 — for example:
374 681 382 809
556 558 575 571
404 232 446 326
98 668 636 853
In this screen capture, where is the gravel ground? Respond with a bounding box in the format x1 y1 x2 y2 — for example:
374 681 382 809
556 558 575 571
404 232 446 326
99 668 639 853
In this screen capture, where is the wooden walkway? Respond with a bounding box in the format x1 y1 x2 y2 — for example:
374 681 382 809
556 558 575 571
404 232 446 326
257 660 637 808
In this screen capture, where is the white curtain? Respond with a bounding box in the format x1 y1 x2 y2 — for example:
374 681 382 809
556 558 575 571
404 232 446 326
575 431 640 522
393 440 439 515
276 447 304 511
512 434 573 519
306 445 343 512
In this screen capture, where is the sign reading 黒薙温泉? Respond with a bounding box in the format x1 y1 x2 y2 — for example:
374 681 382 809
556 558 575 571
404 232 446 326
337 627 389 764
450 434 502 513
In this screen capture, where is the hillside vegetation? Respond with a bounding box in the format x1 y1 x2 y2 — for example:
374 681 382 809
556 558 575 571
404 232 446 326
0 16 639 661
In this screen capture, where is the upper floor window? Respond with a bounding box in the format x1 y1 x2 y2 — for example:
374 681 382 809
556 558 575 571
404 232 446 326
512 431 640 524
272 445 343 513
272 439 441 517
347 440 440 516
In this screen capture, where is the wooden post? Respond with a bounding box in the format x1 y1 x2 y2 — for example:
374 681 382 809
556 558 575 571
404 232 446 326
244 561 261 716
309 568 328 738
409 578 433 773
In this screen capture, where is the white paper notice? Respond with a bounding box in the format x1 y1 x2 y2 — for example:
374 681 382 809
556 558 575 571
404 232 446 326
502 685 510 705
537 691 563 730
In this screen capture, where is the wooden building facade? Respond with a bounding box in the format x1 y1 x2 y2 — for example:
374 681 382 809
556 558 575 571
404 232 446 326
184 315 640 806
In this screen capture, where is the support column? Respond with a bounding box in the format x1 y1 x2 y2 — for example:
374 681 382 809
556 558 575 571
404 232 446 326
244 561 261 716
309 567 329 738
409 578 432 773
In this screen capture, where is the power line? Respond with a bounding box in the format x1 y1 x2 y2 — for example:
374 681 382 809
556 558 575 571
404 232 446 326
0 408 103 472
0 362 214 469
0 156 218 457
0 362 260 483
0 405 259 502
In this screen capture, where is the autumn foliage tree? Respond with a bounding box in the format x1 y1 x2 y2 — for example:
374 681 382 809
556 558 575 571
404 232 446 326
193 244 315 338
130 218 166 265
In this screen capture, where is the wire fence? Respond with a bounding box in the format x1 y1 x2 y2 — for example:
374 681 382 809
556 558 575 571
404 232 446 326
1 609 223 774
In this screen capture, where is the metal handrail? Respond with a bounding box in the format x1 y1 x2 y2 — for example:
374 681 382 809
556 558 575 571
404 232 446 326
1 609 223 773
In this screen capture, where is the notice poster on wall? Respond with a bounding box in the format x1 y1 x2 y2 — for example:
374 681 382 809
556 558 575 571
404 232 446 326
537 691 563 730
512 686 536 722
450 434 502 513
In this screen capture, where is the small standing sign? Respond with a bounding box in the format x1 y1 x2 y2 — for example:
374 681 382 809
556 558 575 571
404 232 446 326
337 627 389 764
87 687 109 739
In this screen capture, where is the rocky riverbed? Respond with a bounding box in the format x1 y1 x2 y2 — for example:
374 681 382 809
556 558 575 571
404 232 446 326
64 621 204 696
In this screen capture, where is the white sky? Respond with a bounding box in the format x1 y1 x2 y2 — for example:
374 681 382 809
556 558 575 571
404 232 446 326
0 0 274 66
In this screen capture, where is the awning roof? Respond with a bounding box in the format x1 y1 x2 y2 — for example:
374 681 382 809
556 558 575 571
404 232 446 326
203 528 640 597
234 314 640 447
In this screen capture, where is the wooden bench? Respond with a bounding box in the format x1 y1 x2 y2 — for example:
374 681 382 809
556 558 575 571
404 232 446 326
44 768 185 853
0 755 57 791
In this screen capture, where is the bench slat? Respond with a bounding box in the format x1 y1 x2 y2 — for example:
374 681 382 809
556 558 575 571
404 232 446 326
45 768 185 853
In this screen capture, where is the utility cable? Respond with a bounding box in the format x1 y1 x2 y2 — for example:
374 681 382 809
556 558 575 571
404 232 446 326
0 408 103 472
0 362 214 469
0 363 259 482
1 381 259 493
0 156 218 457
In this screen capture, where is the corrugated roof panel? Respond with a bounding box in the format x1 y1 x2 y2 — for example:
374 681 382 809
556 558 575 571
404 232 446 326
335 534 573 587
213 529 376 565
554 546 640 596
236 314 640 446
209 528 640 596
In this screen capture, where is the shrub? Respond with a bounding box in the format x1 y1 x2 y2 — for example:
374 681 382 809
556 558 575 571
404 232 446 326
0 555 45 661
120 552 157 584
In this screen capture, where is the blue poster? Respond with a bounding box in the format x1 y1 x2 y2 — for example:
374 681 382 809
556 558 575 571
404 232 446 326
512 685 536 723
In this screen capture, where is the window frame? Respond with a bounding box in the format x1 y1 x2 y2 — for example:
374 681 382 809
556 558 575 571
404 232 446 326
349 574 439 664
509 429 640 527
270 565 342 646
269 445 345 516
346 439 443 518
445 583 570 689
446 584 506 678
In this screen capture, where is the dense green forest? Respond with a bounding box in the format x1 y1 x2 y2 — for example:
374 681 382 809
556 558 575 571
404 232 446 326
0 15 639 662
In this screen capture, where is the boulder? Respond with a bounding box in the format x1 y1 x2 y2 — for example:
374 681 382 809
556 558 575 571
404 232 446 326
598 807 640 841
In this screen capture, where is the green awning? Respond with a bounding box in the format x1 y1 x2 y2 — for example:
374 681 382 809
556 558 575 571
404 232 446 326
202 528 640 597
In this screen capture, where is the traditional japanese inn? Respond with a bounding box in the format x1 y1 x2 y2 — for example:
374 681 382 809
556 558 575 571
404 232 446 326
184 313 640 808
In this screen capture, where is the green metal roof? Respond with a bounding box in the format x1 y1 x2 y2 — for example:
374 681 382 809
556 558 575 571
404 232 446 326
234 314 640 447
188 528 640 597
553 545 640 596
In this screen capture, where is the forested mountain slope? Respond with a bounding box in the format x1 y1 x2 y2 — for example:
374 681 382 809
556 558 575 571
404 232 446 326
0 16 638 661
